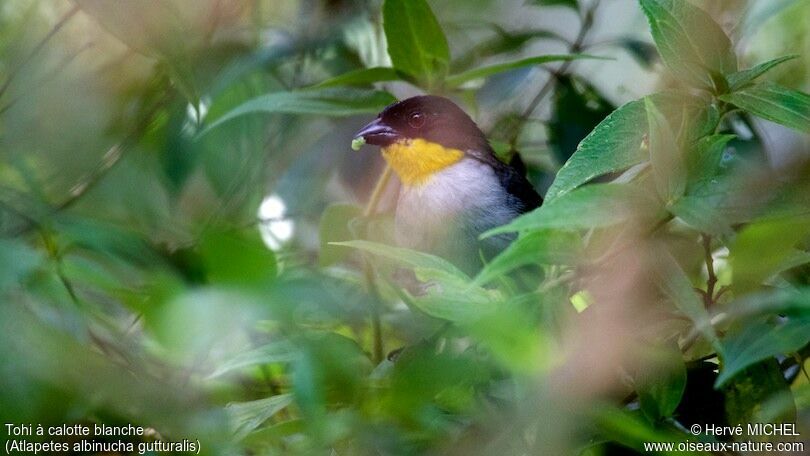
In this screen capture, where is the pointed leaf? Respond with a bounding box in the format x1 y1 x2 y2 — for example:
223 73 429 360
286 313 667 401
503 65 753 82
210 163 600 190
200 88 396 136
545 99 648 202
474 230 581 285
451 27 565 72
446 54 602 87
408 268 498 323
547 92 719 201
727 55 799 90
719 82 810 133
716 315 810 387
330 240 469 280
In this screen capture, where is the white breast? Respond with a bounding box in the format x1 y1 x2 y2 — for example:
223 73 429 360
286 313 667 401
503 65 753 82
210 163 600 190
394 157 518 258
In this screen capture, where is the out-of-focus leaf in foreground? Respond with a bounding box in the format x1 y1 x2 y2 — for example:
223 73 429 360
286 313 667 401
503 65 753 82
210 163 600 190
639 0 737 89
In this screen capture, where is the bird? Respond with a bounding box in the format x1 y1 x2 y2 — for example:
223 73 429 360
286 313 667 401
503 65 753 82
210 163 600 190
353 95 542 273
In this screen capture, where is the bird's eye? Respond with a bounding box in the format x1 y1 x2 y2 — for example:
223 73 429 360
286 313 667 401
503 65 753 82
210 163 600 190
408 112 425 129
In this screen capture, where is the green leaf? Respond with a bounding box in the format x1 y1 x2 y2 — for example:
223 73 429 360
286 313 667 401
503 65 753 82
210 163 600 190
686 134 735 192
319 204 363 267
451 26 565 72
723 358 793 426
651 247 719 348
721 288 810 322
719 82 810 133
474 230 580 285
645 97 685 202
198 232 277 286
408 268 498 323
464 293 551 372
591 407 687 454
208 341 297 379
484 184 660 237
383 0 450 88
547 76 616 165
639 0 737 89
199 88 396 136
634 344 687 421
314 67 402 88
0 240 41 292
227 394 294 440
670 196 733 237
716 315 810 387
671 134 737 235
446 54 600 87
729 216 810 294
330 240 469 280
545 99 647 202
727 55 799 91
546 92 718 202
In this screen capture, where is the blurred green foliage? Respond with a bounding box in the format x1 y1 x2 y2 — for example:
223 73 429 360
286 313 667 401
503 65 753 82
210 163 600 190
1 0 809 455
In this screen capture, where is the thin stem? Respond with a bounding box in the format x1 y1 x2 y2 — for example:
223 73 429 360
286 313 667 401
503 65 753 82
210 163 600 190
361 164 394 363
364 262 385 364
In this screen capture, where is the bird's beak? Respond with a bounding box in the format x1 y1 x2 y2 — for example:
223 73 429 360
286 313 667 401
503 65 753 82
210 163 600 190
353 118 398 148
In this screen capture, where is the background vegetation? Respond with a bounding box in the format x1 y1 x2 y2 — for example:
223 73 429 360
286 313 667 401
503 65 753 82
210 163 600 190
1 0 809 454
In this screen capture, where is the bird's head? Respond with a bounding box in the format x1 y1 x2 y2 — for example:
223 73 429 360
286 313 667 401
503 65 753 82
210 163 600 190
353 95 490 186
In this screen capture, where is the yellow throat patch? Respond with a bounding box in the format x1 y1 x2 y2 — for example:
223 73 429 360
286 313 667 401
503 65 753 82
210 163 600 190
382 138 464 186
